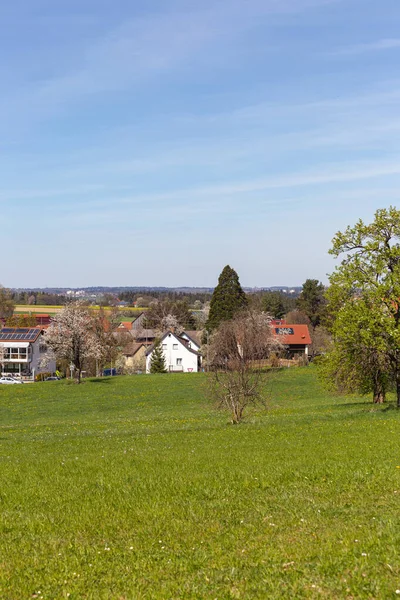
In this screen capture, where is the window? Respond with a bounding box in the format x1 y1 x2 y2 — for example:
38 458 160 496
162 344 167 350
173 344 178 350
176 358 182 366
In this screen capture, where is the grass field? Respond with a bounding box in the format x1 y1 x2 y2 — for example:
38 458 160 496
1 369 400 599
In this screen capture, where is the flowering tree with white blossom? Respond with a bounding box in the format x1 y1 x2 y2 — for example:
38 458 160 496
44 303 103 383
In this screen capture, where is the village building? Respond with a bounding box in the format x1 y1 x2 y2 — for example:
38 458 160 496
145 331 202 373
120 342 147 372
0 327 56 379
272 324 312 359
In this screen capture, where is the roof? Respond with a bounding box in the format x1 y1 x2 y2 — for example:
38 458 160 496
0 327 42 342
134 328 156 340
132 312 144 322
145 331 201 356
122 342 146 357
182 330 202 347
119 321 133 331
272 324 312 345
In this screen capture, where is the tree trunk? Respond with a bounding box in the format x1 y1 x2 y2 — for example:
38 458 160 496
373 390 385 404
373 371 386 404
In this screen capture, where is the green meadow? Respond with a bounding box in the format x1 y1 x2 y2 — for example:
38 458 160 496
1 369 400 599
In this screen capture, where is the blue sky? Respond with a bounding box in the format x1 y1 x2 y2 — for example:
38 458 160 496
2 0 400 288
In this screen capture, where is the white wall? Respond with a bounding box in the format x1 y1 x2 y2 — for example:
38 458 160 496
31 337 56 376
146 333 199 373
0 335 56 378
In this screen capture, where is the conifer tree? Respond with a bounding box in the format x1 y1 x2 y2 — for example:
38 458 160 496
262 292 286 319
150 338 167 373
297 279 326 330
206 265 248 332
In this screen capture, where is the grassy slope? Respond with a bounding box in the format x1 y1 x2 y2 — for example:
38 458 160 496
1 369 400 599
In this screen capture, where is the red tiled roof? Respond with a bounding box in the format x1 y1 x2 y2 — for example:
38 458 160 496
272 324 312 345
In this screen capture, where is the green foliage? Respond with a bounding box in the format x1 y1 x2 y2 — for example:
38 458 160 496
262 292 286 319
206 265 248 332
149 338 167 373
325 206 400 404
6 313 37 327
1 369 400 598
0 286 15 319
297 279 326 329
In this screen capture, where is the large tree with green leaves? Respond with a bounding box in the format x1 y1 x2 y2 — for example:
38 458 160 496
320 294 389 403
205 266 248 332
297 279 326 330
325 206 400 405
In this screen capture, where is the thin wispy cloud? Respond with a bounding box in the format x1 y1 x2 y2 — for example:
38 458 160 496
1 0 399 287
0 0 342 130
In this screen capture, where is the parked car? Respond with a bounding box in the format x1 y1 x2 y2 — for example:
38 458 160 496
0 377 24 384
44 376 60 381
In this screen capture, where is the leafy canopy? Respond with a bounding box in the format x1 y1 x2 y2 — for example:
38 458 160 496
323 206 400 404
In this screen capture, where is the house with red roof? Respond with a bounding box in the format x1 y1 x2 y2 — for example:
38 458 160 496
272 324 312 359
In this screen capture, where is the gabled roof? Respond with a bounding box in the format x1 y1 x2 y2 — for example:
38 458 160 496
181 330 202 347
145 331 201 356
272 324 312 345
0 327 42 342
132 312 145 322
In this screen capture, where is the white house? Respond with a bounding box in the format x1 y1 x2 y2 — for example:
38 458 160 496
145 331 202 373
179 331 201 352
0 327 56 380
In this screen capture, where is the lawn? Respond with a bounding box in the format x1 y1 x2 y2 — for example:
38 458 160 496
1 368 400 599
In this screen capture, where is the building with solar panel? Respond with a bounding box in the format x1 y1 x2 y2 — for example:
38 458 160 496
0 328 56 380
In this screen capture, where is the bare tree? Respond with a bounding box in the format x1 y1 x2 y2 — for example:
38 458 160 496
144 299 195 331
0 285 15 320
43 303 103 383
208 310 281 424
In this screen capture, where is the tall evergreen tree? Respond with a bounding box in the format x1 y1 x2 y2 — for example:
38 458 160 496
297 279 326 330
150 338 167 373
206 265 248 332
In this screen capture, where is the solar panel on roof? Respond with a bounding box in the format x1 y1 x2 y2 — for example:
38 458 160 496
275 327 294 335
0 327 40 341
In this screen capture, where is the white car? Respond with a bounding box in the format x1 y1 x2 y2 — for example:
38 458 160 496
0 377 23 384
